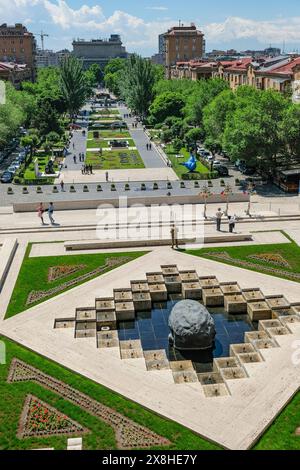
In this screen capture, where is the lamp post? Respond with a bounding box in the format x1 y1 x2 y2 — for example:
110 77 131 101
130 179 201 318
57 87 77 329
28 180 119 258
200 185 212 220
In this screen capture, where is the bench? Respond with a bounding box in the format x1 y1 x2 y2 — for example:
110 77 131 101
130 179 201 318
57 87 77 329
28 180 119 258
64 233 252 251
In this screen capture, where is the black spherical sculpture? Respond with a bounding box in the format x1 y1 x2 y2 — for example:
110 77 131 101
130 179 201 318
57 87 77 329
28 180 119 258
168 300 216 350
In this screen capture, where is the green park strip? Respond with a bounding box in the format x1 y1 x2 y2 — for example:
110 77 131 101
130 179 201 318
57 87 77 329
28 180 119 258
88 130 131 139
86 138 135 149
0 337 220 450
1 335 299 450
85 149 145 169
185 234 300 284
166 145 210 179
5 245 146 319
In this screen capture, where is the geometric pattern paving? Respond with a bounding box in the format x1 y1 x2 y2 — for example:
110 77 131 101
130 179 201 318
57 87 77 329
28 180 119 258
55 264 300 397
18 394 87 439
8 359 171 449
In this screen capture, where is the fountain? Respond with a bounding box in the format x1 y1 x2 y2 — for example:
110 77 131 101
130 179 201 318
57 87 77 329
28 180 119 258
168 300 216 351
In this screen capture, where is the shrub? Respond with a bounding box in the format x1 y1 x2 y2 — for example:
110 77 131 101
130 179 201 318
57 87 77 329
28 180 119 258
70 185 76 192
52 186 58 193
141 183 146 191
22 187 28 194
153 182 158 190
125 183 130 191
167 182 172 189
180 181 186 188
97 184 102 191
111 184 116 191
36 186 42 193
7 187 13 194
83 185 89 192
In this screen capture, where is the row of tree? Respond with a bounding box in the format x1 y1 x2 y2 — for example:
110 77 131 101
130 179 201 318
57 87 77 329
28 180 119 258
104 56 300 176
0 58 102 155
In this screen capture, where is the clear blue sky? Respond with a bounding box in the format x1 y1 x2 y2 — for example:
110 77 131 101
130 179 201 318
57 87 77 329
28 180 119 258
2 0 300 54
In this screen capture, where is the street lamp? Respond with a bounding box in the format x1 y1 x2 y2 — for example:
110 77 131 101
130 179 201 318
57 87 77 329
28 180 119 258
200 185 212 220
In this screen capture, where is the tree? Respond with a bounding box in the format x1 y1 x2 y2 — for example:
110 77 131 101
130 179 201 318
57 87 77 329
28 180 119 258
104 58 126 96
149 92 185 124
185 79 229 126
119 55 156 118
45 131 60 156
60 56 88 118
21 133 39 164
173 138 184 153
184 128 203 151
280 104 300 159
85 63 103 86
223 89 288 175
203 89 236 150
33 99 62 138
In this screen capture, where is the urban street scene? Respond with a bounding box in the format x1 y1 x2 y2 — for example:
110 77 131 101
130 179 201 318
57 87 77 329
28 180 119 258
0 0 300 460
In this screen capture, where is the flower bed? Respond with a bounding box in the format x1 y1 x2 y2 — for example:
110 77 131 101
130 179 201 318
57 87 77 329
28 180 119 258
9 359 171 449
201 251 300 282
48 264 87 282
248 253 291 268
26 257 133 305
18 394 86 439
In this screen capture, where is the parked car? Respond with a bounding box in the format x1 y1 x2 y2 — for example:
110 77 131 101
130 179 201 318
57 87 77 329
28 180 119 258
241 166 256 176
111 121 127 129
0 171 14 183
7 165 17 174
212 160 222 167
216 165 229 177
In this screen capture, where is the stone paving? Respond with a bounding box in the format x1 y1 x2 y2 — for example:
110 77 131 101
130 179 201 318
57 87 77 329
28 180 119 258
1 247 300 449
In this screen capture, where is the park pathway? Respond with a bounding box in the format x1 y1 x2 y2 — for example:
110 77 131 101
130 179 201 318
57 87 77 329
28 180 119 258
119 106 167 169
63 105 90 173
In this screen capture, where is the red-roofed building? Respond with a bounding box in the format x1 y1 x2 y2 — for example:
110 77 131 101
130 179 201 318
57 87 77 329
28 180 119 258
169 55 300 96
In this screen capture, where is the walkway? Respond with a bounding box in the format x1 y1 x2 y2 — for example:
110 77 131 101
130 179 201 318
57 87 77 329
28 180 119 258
63 112 89 173
119 107 167 169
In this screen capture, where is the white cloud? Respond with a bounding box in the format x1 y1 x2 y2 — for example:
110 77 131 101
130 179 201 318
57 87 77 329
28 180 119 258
203 16 300 44
43 0 104 29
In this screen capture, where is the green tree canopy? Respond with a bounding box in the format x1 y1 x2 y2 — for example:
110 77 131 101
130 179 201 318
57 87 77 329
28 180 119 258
60 56 89 118
149 92 185 124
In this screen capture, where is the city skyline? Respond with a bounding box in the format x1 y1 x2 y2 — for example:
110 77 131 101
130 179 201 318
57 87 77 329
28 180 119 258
1 1 300 56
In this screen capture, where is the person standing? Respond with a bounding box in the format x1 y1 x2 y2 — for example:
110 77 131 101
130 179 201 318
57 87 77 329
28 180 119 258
37 203 45 225
228 215 236 233
105 171 109 182
48 202 55 225
170 224 179 249
216 208 223 232
60 179 64 192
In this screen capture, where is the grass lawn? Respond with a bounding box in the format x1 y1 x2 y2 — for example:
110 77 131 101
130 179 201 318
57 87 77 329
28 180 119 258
1 337 300 450
0 336 220 450
166 145 210 179
88 129 131 139
5 246 146 318
23 154 59 180
253 392 300 450
91 109 120 115
185 233 300 283
86 138 135 149
89 116 121 122
85 149 145 170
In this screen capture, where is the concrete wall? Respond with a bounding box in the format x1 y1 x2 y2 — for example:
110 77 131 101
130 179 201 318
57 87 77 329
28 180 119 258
13 193 250 212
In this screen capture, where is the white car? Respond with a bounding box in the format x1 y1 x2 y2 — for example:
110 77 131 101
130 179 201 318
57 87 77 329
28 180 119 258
212 160 222 167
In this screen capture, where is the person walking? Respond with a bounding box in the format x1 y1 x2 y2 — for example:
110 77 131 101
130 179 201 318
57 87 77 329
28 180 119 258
37 203 45 225
60 179 64 192
216 208 223 232
73 155 77 164
105 171 109 182
90 164 93 174
48 202 55 225
149 142 152 150
81 165 84 175
228 215 237 233
72 142 75 149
